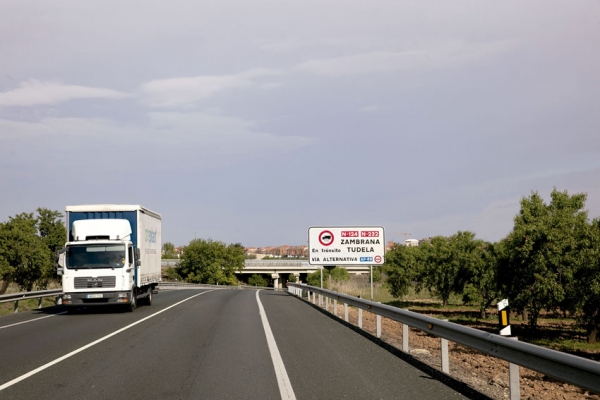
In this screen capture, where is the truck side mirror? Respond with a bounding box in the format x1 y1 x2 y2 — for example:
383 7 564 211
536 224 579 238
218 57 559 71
55 248 66 269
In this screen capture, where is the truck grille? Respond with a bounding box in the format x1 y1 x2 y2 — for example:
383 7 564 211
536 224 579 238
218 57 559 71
74 276 116 289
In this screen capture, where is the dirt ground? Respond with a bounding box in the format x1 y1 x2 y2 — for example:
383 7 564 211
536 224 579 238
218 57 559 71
316 298 599 400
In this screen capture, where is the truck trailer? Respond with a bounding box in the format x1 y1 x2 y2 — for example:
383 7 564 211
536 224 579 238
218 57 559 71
56 204 162 312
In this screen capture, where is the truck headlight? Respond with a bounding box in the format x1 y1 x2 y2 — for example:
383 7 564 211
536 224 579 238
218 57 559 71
118 293 128 298
63 294 72 299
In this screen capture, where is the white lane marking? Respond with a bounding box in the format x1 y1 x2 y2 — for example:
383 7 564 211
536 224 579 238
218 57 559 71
0 313 67 330
0 290 214 391
256 290 296 400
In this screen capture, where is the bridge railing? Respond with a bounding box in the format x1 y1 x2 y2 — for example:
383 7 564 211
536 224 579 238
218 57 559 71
287 282 600 399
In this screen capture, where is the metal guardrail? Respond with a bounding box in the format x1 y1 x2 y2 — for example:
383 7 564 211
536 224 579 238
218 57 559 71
287 282 600 397
0 289 62 313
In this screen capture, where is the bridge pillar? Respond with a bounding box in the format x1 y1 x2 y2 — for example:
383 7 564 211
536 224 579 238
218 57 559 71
271 273 280 289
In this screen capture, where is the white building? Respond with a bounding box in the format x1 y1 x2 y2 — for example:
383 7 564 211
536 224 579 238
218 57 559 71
404 239 419 247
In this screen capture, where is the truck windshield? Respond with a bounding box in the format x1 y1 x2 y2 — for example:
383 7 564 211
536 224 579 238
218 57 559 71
66 244 126 269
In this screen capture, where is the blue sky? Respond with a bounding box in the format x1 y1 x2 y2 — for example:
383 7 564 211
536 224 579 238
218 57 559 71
1 1 599 247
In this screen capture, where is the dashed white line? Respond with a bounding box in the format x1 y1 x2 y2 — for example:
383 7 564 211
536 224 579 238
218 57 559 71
256 290 296 400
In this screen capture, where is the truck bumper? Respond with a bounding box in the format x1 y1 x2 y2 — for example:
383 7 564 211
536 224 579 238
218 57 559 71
61 291 132 307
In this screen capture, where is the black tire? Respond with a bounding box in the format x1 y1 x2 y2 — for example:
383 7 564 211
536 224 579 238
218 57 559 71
128 291 136 312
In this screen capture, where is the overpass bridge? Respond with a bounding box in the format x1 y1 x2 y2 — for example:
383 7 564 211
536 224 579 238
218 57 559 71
161 259 371 287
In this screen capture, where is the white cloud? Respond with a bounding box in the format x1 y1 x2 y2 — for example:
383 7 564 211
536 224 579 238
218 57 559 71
140 68 283 108
0 80 132 107
0 110 315 174
296 40 514 77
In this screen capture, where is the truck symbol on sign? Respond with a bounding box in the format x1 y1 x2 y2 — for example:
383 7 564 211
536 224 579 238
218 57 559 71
318 230 334 246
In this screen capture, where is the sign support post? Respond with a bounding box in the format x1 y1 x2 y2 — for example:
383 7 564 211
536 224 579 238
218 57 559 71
370 265 373 301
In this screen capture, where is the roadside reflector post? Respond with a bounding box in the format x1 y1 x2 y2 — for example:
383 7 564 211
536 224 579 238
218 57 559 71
497 298 511 336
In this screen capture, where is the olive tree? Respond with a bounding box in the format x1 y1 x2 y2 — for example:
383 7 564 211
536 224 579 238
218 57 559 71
498 189 588 331
177 238 244 285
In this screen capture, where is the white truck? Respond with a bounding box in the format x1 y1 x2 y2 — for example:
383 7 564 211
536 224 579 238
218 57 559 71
56 204 162 312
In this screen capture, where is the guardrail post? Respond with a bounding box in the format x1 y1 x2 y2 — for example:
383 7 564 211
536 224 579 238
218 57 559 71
38 297 43 309
326 297 329 312
376 315 381 338
509 337 521 400
14 300 19 313
402 323 409 352
441 319 449 374
319 294 322 307
344 303 348 322
358 308 363 329
313 292 316 304
334 299 338 317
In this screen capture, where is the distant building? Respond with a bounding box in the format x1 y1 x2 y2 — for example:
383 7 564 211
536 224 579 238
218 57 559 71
245 245 308 258
404 239 419 247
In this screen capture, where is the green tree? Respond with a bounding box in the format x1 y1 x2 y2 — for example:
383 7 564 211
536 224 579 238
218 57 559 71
462 241 500 318
36 207 66 283
162 266 181 281
567 218 600 343
162 241 178 259
307 269 327 288
248 274 269 287
383 243 420 298
330 267 351 283
223 243 245 280
176 238 244 285
36 208 66 255
498 189 588 331
419 236 456 306
0 213 53 292
416 232 483 307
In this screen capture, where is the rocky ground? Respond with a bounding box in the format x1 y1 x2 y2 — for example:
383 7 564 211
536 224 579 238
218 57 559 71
321 300 599 400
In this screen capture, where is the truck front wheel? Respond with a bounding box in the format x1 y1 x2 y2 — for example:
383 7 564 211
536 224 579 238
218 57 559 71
128 291 137 312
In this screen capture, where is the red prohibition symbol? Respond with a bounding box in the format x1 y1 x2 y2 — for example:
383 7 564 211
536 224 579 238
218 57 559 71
318 230 334 246
374 255 382 263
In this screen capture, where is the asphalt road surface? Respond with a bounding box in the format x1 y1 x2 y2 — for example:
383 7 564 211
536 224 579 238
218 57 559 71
0 288 469 399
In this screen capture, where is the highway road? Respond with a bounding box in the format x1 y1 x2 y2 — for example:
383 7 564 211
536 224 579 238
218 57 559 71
0 289 470 399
